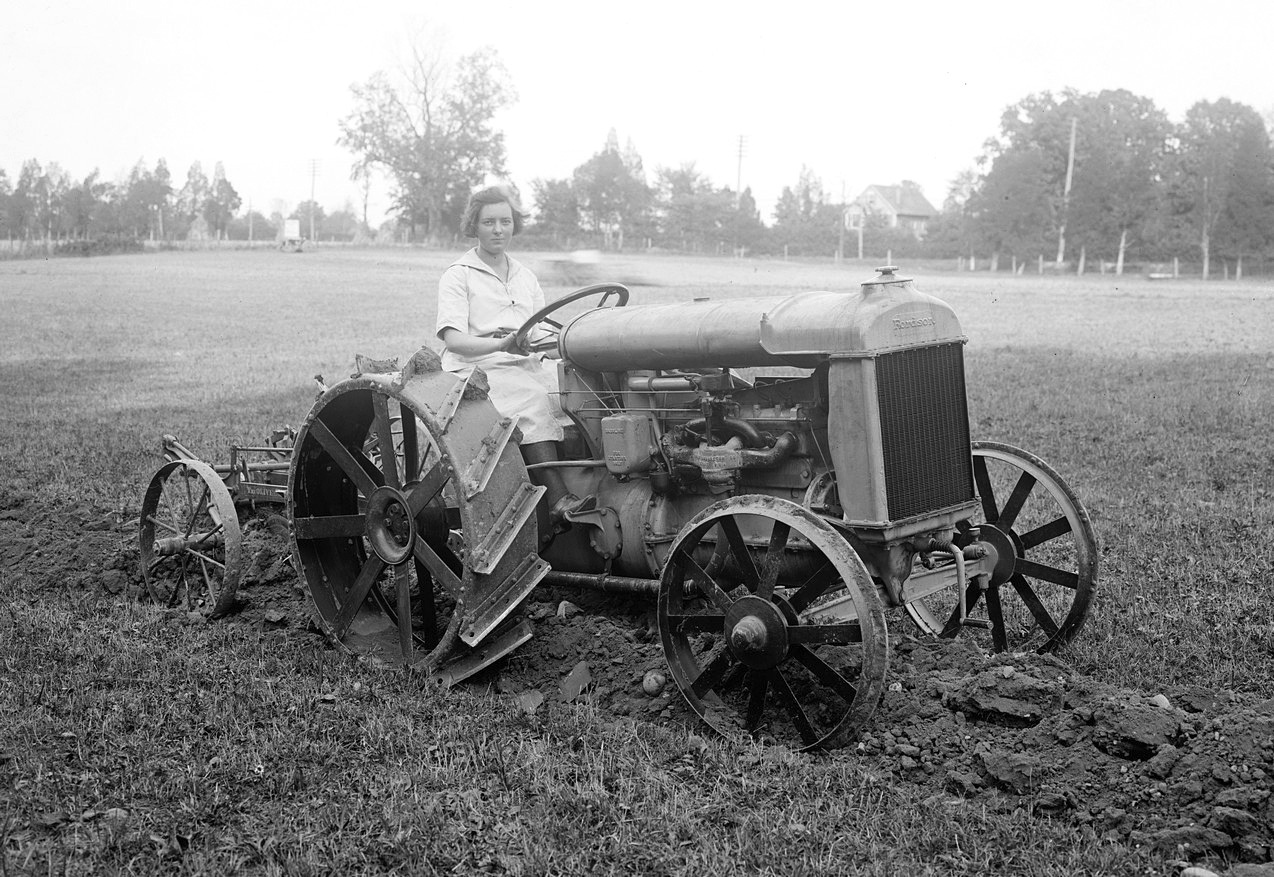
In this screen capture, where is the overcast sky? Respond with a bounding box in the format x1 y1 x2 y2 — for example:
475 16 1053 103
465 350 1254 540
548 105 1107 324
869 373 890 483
5 1 1273 225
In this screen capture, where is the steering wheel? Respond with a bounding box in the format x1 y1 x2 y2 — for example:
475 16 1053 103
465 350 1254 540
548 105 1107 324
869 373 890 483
514 283 630 355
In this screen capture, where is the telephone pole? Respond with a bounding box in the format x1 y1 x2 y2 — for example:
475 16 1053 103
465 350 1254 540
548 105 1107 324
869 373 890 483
735 135 747 207
1055 117 1077 268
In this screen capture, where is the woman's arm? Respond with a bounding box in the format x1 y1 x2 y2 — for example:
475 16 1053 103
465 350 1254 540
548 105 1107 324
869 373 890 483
439 327 524 357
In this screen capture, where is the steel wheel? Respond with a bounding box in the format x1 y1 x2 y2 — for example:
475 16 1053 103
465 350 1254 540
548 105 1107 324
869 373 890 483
905 441 1098 653
289 373 539 672
139 459 243 616
658 496 889 751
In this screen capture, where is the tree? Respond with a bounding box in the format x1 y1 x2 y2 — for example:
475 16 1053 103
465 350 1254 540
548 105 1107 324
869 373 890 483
977 89 1173 271
529 177 581 246
9 160 42 240
176 161 211 239
291 200 326 239
1063 90 1172 272
967 148 1055 267
655 163 722 252
203 162 241 240
339 40 514 242
0 169 11 239
1170 98 1274 278
572 130 651 250
771 166 839 257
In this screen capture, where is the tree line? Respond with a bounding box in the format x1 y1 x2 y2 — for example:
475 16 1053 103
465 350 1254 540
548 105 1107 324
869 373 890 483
0 158 365 253
340 47 1274 276
8 42 1272 277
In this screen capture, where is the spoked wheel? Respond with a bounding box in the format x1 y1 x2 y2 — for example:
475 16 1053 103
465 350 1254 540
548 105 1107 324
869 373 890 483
904 441 1099 653
658 496 889 751
139 459 243 616
289 372 542 672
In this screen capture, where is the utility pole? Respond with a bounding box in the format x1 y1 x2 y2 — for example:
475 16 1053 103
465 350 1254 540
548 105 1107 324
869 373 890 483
735 135 747 207
1055 116 1077 268
248 198 253 243
307 158 318 240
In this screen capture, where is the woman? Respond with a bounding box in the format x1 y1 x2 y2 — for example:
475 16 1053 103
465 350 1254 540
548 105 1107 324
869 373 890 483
435 185 588 528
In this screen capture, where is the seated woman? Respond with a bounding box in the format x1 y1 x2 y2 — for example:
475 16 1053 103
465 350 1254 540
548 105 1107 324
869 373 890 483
435 184 589 529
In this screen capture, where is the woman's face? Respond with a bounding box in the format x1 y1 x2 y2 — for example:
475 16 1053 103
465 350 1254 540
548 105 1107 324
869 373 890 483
475 201 515 259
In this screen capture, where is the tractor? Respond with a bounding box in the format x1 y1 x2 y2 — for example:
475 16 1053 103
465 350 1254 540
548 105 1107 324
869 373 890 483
144 266 1098 751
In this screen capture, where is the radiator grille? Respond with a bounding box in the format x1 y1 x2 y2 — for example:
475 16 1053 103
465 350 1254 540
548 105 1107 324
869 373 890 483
875 343 974 520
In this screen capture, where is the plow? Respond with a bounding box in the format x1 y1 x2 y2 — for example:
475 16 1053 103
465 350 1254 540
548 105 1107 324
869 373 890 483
138 267 1098 751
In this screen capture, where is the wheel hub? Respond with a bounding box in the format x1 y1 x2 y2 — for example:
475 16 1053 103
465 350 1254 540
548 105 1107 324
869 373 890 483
978 524 1018 586
725 595 789 669
365 485 416 565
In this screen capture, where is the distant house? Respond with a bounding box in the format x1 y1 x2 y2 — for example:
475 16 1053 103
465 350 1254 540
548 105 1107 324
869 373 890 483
853 182 938 238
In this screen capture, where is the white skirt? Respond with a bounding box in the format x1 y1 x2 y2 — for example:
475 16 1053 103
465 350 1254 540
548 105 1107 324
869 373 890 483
456 355 567 444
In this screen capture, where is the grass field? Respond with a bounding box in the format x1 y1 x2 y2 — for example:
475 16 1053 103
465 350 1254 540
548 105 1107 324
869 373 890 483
2 249 1273 874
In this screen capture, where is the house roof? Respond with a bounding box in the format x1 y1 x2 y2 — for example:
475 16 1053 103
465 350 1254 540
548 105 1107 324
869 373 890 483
860 184 938 218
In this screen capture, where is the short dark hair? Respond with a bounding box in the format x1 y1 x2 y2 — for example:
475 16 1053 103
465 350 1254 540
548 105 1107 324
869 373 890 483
462 185 525 237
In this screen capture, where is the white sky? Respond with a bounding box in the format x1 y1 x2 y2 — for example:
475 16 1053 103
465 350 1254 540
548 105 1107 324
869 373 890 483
4 0 1273 225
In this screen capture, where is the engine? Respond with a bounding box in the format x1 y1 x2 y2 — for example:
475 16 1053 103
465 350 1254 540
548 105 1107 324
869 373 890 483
542 267 979 594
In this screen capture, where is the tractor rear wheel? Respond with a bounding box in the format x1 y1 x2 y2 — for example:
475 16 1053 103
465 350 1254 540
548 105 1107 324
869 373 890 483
288 371 544 673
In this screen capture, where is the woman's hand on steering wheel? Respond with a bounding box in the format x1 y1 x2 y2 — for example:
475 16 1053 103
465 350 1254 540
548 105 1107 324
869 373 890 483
513 283 630 357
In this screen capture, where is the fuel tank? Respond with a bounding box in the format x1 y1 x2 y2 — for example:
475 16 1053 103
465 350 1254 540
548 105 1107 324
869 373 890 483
556 268 965 372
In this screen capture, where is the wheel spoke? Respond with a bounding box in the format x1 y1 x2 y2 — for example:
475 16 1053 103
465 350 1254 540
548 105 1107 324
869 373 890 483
331 554 388 638
405 459 451 518
679 550 736 613
181 548 226 570
690 642 734 698
292 515 365 540
411 536 462 596
986 582 1008 652
756 520 790 601
770 668 819 746
788 561 837 613
395 561 412 662
718 517 760 592
665 613 726 635
790 644 860 703
146 514 184 537
998 472 1036 530
308 418 381 498
744 670 771 731
400 405 420 483
1019 515 1072 550
972 454 998 523
372 393 400 490
788 623 863 645
1010 573 1062 639
414 557 439 649
1017 558 1079 590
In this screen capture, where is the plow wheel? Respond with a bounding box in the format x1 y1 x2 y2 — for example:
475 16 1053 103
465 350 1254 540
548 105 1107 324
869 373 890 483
658 496 889 751
288 372 545 672
139 459 243 616
904 441 1099 653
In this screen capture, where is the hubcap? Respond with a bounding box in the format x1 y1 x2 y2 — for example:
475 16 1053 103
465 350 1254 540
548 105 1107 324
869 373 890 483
725 595 789 669
365 485 416 565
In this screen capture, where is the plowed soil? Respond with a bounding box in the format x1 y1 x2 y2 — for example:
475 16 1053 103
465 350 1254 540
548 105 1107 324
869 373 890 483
4 489 1272 869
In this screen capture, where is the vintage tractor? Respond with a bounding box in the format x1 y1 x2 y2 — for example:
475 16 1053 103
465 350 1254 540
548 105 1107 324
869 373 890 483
285 267 1098 750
